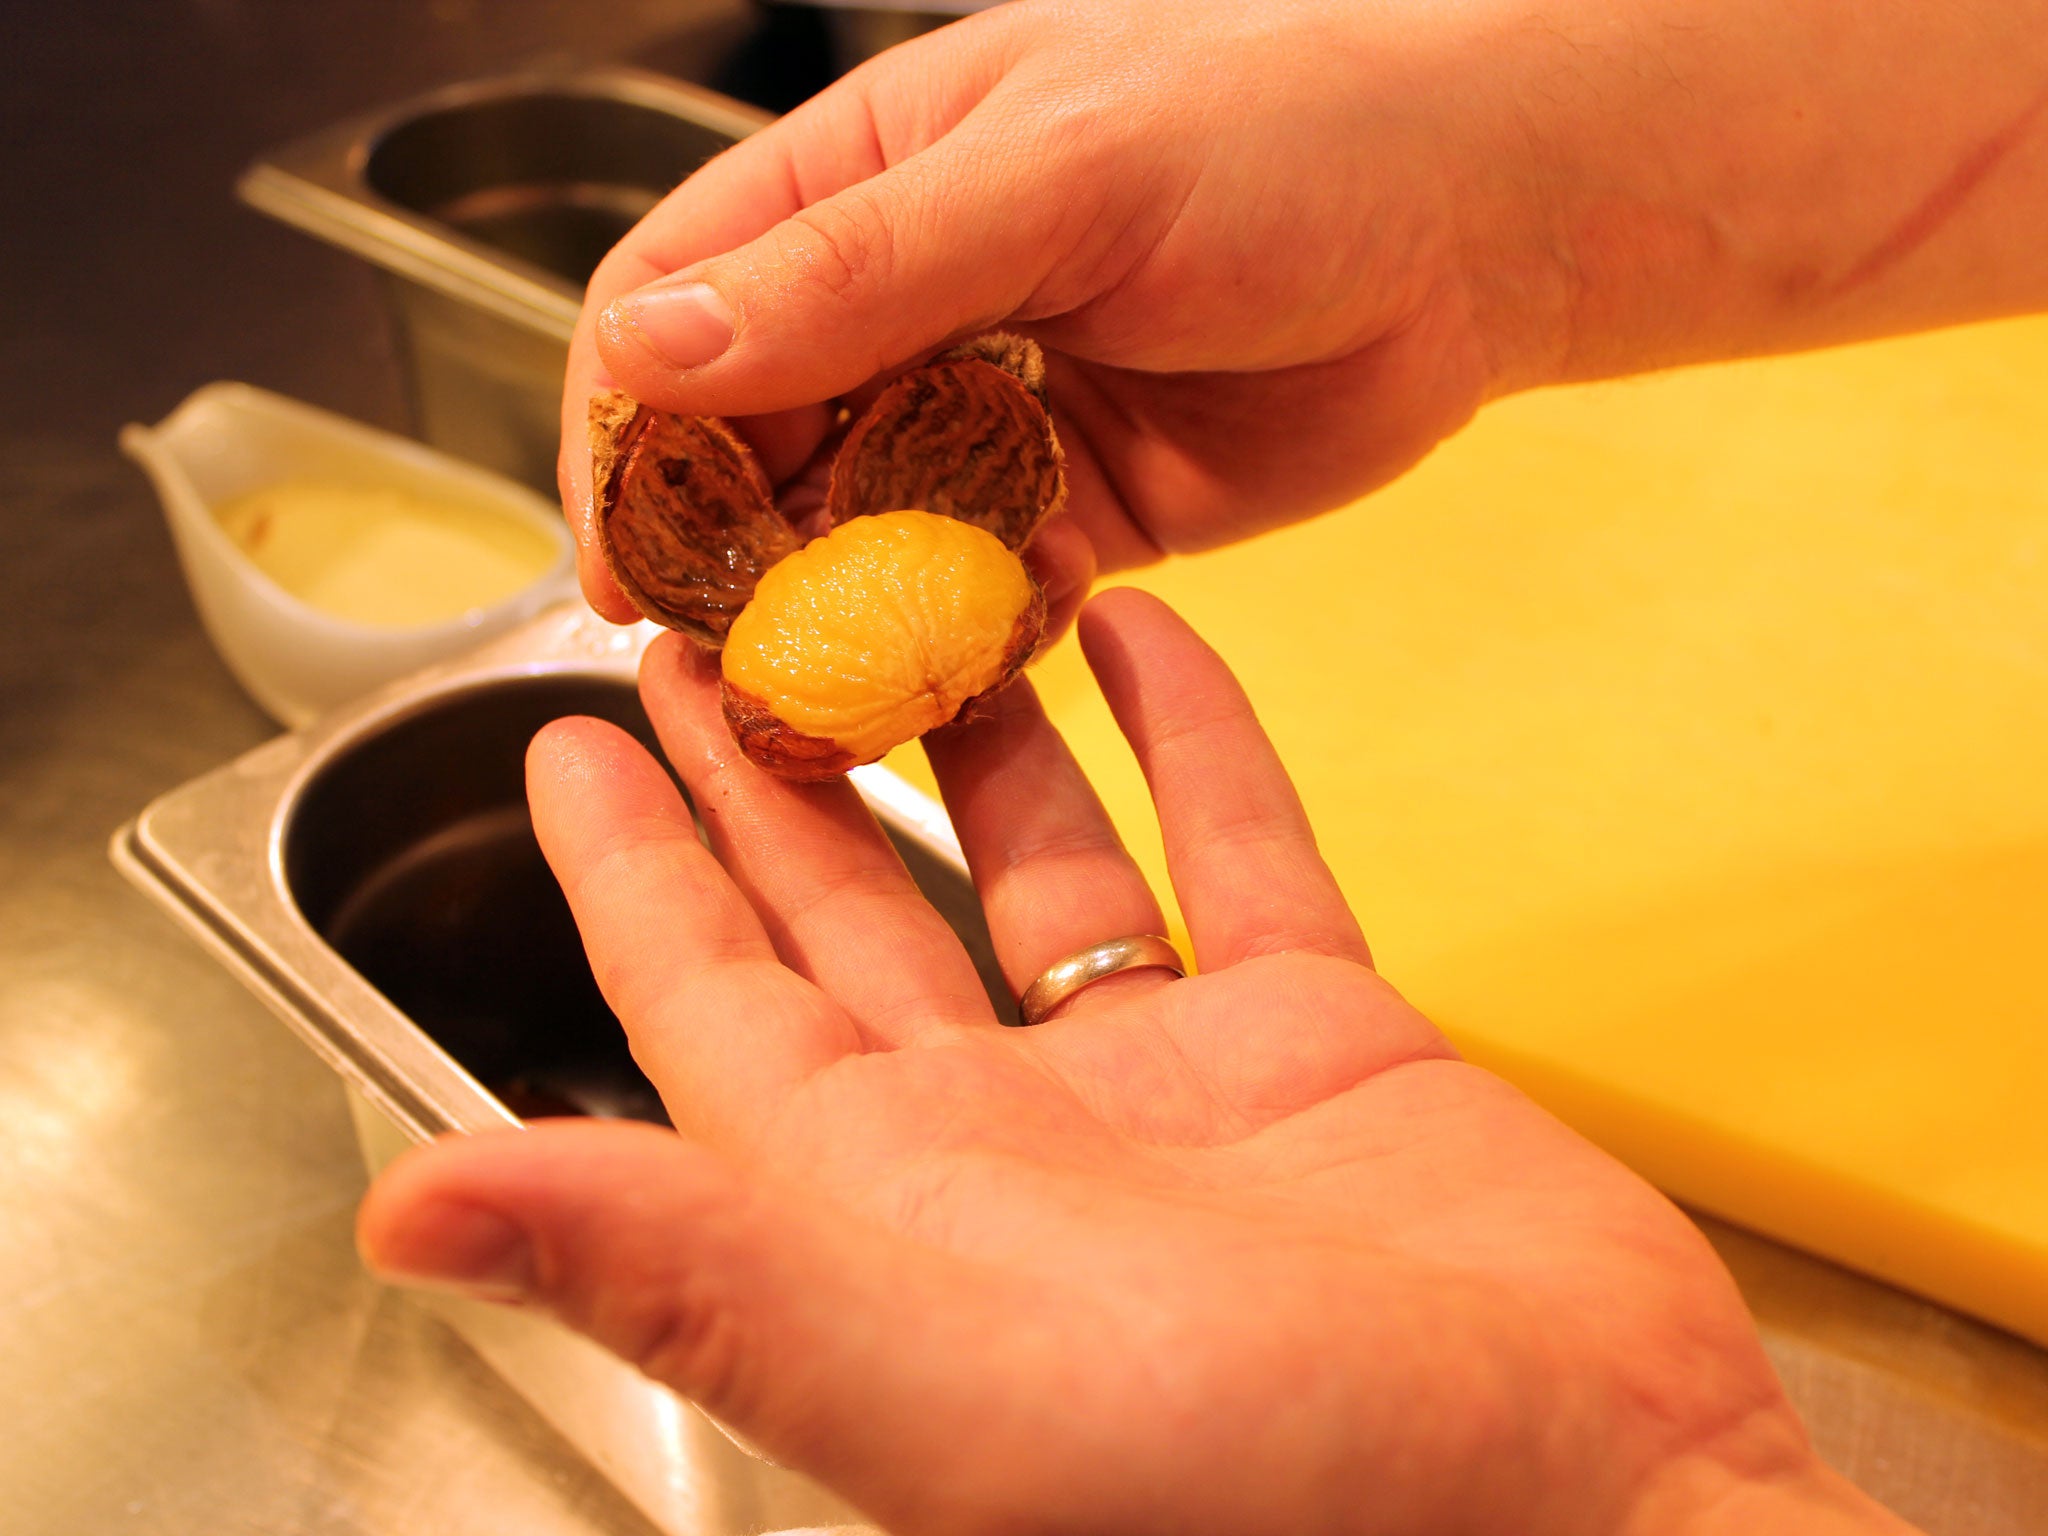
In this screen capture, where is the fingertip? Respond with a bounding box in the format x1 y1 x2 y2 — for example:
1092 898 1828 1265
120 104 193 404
525 715 578 774
593 295 638 366
354 1129 528 1291
1074 585 1150 683
1023 516 1096 648
596 279 739 388
524 716 675 865
358 1122 695 1297
353 1135 426 1269
1077 584 1177 640
637 631 746 791
1025 514 1096 594
527 713 641 786
638 628 723 708
1079 587 1226 695
578 551 644 625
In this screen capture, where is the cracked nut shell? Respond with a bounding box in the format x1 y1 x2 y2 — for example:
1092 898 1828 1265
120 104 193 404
591 397 800 644
827 334 1066 550
591 333 1066 778
720 512 1045 780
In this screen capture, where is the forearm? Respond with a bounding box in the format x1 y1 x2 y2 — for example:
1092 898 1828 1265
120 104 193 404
1453 0 2048 391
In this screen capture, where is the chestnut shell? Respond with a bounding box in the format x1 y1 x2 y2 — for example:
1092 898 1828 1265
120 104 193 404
591 333 1067 777
825 334 1066 551
591 400 799 644
716 685 861 782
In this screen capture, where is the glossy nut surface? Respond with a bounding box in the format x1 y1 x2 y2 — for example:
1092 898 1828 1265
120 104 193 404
721 511 1044 777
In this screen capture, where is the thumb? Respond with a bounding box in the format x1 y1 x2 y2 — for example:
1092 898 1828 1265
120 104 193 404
592 128 1077 420
356 1121 1023 1507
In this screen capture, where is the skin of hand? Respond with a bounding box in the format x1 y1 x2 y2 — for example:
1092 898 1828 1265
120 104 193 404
359 590 1920 1536
559 0 2048 621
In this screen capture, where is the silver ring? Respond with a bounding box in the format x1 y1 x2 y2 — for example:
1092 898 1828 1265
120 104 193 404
1015 934 1186 1026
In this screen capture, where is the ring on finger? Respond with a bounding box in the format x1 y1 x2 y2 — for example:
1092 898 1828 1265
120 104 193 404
1015 934 1186 1027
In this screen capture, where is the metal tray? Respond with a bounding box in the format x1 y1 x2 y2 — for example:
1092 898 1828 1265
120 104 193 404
111 602 1003 1534
239 69 773 491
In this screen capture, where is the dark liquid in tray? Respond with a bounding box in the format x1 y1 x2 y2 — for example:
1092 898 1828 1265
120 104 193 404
285 678 672 1122
322 800 668 1122
284 675 1013 1124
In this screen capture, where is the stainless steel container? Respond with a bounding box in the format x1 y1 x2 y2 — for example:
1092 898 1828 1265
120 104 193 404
239 70 773 492
112 603 1008 1534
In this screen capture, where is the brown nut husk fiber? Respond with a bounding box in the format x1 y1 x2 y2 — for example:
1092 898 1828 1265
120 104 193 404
591 334 1067 779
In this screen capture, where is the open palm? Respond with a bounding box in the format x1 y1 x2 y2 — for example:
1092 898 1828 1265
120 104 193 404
363 591 1905 1536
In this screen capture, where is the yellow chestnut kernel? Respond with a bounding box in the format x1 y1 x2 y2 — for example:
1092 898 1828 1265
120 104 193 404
721 510 1043 776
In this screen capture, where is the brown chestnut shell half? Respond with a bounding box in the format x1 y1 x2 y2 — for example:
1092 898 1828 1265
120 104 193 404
591 397 800 644
590 333 1067 778
826 335 1066 551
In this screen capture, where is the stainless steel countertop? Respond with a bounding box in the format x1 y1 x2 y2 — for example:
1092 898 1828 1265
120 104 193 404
2 5 2042 1534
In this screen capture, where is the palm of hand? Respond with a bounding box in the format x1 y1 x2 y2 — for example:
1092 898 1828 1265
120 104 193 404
364 592 1821 1536
758 954 1780 1536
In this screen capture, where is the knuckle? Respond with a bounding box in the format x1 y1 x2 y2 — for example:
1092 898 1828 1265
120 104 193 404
585 246 635 301
783 191 897 306
1190 801 1301 856
1003 820 1128 870
558 1208 758 1414
1229 922 1364 967
1141 695 1255 762
1031 94 1114 162
1018 89 1146 192
769 860 911 934
625 1287 750 1410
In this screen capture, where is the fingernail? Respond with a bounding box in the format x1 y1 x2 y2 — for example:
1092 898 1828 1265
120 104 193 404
364 1206 536 1304
603 281 735 370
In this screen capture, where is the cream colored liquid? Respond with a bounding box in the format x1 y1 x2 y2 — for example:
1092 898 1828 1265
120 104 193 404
215 480 557 628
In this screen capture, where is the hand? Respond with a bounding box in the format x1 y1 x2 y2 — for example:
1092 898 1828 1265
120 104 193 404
560 0 2048 624
559 0 1534 621
360 590 1916 1536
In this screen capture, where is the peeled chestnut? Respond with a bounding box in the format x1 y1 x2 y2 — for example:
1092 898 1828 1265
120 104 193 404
721 511 1046 778
591 335 1067 779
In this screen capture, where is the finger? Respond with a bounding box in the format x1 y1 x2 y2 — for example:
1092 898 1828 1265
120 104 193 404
1040 359 1173 576
1020 513 1097 648
593 125 1077 421
526 716 857 1139
356 1120 1035 1518
923 677 1171 1021
559 348 835 619
555 100 893 614
558 29 1021 600
1077 589 1372 972
639 633 995 1043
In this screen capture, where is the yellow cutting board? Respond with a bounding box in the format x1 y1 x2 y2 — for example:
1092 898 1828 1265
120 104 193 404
893 315 2048 1346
